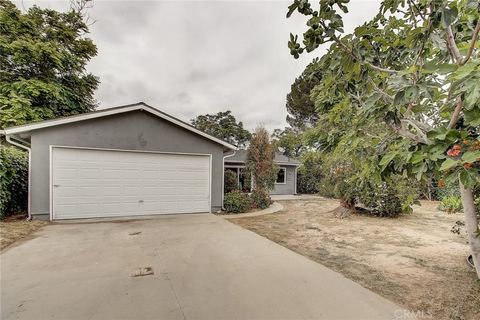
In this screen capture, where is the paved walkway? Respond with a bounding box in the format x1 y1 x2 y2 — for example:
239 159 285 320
271 194 325 201
1 213 401 320
220 202 284 219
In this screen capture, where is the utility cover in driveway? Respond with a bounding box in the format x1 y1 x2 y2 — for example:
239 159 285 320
51 147 211 219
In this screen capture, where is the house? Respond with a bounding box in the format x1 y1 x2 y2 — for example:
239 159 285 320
224 150 300 195
3 102 302 220
3 102 237 220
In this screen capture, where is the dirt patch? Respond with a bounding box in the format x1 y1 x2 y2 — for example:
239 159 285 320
0 214 48 250
229 199 480 320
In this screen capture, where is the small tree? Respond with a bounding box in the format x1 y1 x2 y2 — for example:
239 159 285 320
246 127 278 192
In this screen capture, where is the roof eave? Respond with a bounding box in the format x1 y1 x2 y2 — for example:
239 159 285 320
3 102 237 150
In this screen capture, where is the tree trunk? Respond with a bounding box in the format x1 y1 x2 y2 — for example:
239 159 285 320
460 182 480 279
334 198 356 219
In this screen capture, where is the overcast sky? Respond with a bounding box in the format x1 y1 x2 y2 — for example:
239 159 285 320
20 0 381 131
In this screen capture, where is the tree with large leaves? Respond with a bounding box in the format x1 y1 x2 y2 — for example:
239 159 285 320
0 0 99 129
191 110 252 148
287 0 480 277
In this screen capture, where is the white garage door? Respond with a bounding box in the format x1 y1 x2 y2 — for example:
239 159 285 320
51 147 211 220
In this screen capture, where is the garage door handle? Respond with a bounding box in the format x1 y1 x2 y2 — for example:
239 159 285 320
138 200 144 203
53 184 60 188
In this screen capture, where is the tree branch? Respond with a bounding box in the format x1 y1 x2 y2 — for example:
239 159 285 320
461 20 480 66
330 34 398 74
405 117 433 131
369 79 394 100
446 26 463 63
389 123 428 144
407 0 426 21
448 96 463 129
401 119 431 143
366 62 398 74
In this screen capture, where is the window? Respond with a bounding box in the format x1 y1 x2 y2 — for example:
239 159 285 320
276 168 286 184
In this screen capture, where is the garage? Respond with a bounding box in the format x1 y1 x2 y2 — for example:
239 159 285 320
52 147 211 219
3 102 236 220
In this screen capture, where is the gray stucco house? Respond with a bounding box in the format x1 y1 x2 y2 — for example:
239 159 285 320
3 102 300 221
3 102 237 220
224 150 300 195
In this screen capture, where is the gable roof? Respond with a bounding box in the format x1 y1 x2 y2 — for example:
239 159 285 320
225 150 300 166
3 102 237 150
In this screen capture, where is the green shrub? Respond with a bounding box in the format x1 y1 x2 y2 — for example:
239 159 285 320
436 181 460 200
224 170 238 193
250 189 272 209
359 178 416 217
0 146 28 218
297 151 323 194
315 154 417 217
438 195 463 213
224 190 251 213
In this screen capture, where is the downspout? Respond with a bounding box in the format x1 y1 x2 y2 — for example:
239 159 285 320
5 135 32 221
222 150 237 211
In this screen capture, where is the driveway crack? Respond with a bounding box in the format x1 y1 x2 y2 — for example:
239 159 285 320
163 272 186 320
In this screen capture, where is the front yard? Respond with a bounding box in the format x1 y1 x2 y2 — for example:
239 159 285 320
229 199 480 320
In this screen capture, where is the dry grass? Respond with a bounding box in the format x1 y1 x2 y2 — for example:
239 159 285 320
230 199 480 320
0 214 48 250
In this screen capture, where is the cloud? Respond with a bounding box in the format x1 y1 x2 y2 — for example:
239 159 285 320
17 0 382 131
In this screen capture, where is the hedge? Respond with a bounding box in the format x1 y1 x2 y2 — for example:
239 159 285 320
0 146 28 218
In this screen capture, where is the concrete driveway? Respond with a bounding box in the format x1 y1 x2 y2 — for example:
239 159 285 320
1 214 401 320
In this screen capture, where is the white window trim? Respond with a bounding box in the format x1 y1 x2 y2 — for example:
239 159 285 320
275 167 287 185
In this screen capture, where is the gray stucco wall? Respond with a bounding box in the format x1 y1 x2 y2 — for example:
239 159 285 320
270 166 297 195
30 110 225 217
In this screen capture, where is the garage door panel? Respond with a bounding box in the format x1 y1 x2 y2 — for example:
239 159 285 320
52 148 211 220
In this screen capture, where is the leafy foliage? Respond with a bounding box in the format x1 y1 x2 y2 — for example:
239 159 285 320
316 153 418 216
272 127 305 158
223 190 251 214
0 146 28 218
287 0 480 276
250 189 272 209
439 195 463 213
246 127 278 191
191 111 252 147
297 151 324 194
0 0 99 129
224 170 238 193
286 0 480 188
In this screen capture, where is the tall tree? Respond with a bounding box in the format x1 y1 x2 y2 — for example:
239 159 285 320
191 110 252 147
246 127 278 192
286 59 322 129
272 127 305 158
287 0 480 277
0 0 99 129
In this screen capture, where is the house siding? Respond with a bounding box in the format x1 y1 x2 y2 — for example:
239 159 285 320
270 166 297 195
30 110 224 218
